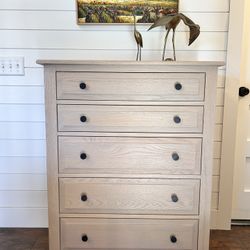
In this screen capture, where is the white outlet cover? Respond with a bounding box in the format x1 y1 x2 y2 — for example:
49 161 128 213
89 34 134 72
0 57 24 76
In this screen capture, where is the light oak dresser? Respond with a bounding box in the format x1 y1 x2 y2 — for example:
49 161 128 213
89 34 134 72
37 60 223 250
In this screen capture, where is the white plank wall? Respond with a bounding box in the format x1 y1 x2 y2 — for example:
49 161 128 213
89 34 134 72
0 0 229 228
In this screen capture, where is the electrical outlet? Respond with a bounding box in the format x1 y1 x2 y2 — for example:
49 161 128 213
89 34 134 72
0 57 24 75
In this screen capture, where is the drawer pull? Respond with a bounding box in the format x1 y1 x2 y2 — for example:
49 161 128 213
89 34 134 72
172 152 180 161
173 116 181 124
171 194 179 203
79 82 87 90
80 116 87 123
170 235 177 243
80 153 87 160
81 194 88 202
81 234 88 242
175 82 182 90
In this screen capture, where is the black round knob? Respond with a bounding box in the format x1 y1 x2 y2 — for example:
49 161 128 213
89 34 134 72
82 234 88 242
239 87 250 97
171 194 178 203
80 153 87 160
172 152 179 161
173 116 181 124
81 194 88 202
175 82 182 91
80 82 86 90
80 116 87 123
170 235 177 243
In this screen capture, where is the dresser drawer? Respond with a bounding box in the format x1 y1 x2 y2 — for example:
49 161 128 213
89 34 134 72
60 218 198 250
57 105 204 133
59 178 200 215
56 72 205 101
59 137 202 175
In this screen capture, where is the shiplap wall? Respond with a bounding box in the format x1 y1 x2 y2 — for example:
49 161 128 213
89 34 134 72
0 0 229 228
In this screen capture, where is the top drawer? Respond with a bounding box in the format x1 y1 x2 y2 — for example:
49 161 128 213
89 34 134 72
56 72 205 101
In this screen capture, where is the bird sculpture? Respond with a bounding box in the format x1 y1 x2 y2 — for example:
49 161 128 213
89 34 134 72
133 15 143 61
148 13 200 61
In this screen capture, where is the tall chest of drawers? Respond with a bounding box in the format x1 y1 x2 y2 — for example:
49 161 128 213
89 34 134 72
38 60 223 250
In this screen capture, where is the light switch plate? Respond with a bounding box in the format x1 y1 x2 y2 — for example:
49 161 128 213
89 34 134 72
0 57 24 75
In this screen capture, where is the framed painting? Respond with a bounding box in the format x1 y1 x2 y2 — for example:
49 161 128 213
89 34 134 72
77 0 179 24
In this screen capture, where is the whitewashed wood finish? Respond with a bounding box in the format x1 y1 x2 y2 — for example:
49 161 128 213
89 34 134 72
0 11 229 32
57 72 205 101
0 86 44 104
0 190 47 207
0 208 48 228
0 157 46 174
61 218 198 250
0 30 227 51
0 0 229 11
60 178 200 215
59 137 202 175
57 105 204 133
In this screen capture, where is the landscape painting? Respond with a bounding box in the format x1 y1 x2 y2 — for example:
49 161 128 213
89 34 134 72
77 0 179 24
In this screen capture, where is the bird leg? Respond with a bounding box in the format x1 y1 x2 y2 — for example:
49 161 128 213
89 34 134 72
162 29 170 61
172 28 176 61
139 46 142 61
136 44 139 61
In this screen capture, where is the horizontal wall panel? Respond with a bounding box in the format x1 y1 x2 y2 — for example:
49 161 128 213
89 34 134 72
0 68 44 86
216 106 224 124
216 88 225 106
0 86 44 104
217 69 226 88
0 11 229 32
0 208 48 227
213 159 221 176
214 124 223 142
0 122 45 139
0 140 46 157
213 142 222 159
0 0 230 12
211 192 219 210
0 174 47 190
0 104 45 122
0 190 47 207
0 30 228 51
0 157 46 174
0 49 227 68
212 176 220 192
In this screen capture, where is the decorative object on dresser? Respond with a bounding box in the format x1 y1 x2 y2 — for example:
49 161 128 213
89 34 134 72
37 60 223 250
148 13 200 61
133 15 143 61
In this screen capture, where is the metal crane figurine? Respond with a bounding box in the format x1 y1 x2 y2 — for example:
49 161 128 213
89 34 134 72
148 13 200 61
133 15 143 61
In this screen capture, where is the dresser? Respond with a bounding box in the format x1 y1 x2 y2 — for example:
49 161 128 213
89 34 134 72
37 60 223 250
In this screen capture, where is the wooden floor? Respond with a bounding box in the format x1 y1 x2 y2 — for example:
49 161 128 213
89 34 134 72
0 226 250 250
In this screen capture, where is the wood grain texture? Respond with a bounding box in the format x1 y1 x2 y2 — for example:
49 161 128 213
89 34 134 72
61 218 198 250
59 178 200 215
57 105 204 133
57 72 205 101
59 137 202 175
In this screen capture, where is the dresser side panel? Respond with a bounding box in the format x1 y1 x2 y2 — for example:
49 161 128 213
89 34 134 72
44 65 60 250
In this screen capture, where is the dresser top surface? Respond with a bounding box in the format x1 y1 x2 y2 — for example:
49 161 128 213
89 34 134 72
36 60 224 67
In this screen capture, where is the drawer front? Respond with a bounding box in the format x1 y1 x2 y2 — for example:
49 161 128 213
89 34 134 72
57 105 204 133
59 178 200 215
57 72 205 101
60 218 198 250
59 137 202 175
